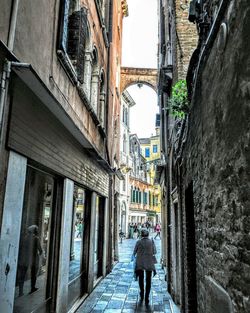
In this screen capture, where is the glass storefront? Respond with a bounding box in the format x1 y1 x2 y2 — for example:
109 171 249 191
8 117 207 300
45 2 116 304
14 167 56 313
93 196 104 282
68 185 87 308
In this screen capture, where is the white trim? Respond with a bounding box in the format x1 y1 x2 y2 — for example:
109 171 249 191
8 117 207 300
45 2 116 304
0 151 27 313
56 179 74 313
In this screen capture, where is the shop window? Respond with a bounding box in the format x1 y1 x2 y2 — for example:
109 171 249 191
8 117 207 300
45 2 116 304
94 196 104 281
58 0 89 83
153 144 158 153
14 167 56 313
69 186 85 281
68 185 86 308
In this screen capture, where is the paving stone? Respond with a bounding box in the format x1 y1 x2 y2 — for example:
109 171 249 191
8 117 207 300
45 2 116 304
76 238 180 313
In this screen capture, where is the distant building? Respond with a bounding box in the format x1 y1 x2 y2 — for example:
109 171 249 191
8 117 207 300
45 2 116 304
118 91 135 234
139 115 162 224
129 134 150 224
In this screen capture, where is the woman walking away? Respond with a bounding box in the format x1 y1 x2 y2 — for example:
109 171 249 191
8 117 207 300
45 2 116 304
133 228 157 306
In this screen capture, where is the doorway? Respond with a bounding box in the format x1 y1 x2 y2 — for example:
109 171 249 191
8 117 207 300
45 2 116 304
93 196 105 282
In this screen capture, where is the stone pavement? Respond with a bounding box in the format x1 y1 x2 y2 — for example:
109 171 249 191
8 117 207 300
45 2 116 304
76 235 180 313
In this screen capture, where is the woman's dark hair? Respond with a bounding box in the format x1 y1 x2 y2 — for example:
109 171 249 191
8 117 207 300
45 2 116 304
141 228 149 237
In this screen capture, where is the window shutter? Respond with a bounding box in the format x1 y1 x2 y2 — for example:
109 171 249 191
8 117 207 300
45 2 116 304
67 7 88 83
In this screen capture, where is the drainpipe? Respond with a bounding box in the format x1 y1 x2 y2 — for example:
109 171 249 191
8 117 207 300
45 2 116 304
8 0 20 50
0 0 20 136
106 0 114 272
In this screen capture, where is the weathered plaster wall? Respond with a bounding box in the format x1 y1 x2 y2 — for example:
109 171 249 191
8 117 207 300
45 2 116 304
12 0 109 155
183 1 250 312
0 0 12 44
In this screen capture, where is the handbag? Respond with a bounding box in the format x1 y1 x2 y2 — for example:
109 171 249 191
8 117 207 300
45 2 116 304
151 238 157 263
152 255 157 264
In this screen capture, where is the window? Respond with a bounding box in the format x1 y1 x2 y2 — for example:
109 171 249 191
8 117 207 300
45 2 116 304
132 189 136 203
143 192 148 205
123 134 127 153
69 186 85 281
58 1 89 83
153 145 158 153
145 147 150 158
98 70 106 126
90 48 99 113
122 106 125 123
155 196 158 206
136 188 139 203
122 179 126 192
139 191 142 203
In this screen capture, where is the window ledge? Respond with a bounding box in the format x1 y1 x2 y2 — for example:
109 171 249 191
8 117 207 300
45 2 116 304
57 50 78 85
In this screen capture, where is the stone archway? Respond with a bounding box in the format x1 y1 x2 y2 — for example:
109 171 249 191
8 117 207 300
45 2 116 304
121 67 158 92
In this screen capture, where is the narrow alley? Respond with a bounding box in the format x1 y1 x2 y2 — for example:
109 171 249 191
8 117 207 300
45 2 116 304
77 234 179 313
0 0 249 313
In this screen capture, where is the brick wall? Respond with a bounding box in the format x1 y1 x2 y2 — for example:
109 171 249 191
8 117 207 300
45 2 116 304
174 0 197 80
183 1 250 312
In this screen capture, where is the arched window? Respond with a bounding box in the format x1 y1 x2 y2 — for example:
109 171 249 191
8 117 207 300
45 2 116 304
90 48 99 113
98 70 106 126
58 1 89 83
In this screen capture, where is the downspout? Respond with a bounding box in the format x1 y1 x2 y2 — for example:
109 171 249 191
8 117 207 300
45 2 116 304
106 0 114 273
0 0 20 136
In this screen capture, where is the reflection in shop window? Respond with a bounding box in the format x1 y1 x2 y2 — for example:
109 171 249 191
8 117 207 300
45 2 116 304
14 167 55 313
69 186 85 282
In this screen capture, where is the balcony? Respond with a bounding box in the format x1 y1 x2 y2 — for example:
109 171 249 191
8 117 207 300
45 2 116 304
120 152 133 172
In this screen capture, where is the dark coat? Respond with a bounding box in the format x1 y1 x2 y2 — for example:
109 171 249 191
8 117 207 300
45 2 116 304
133 237 157 271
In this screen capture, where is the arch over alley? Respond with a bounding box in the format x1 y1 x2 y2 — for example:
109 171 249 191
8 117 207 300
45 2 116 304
121 67 158 92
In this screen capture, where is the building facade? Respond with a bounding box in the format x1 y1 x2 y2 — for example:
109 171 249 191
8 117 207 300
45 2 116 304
139 116 162 224
158 0 198 310
129 133 159 226
158 0 250 313
118 90 135 234
0 0 128 312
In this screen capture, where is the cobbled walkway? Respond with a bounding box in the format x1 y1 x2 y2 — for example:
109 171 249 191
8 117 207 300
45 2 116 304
76 235 180 313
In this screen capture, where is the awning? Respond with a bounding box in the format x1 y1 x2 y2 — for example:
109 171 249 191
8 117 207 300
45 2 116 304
11 62 114 174
0 40 18 62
